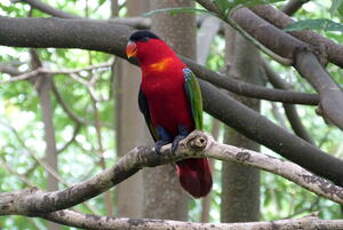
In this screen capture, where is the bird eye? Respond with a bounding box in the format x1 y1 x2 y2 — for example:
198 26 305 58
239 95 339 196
141 37 150 42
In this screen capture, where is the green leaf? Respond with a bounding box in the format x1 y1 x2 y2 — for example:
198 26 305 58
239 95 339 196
143 7 212 17
330 0 343 17
284 19 343 32
213 0 231 13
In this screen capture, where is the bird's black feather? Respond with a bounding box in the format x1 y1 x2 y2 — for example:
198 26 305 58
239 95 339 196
129 30 160 42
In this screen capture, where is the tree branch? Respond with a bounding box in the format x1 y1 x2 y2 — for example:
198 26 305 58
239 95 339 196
2 54 319 105
230 7 307 62
0 61 113 85
2 131 343 221
0 68 41 84
200 80 343 185
12 0 80 19
0 156 35 187
294 50 343 130
196 0 293 65
0 63 23 76
185 60 319 105
281 0 310 16
40 212 343 230
228 8 343 130
262 60 315 144
250 5 343 68
0 16 342 186
57 123 81 154
0 131 343 229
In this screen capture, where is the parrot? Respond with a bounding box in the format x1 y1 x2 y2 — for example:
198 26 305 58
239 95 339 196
126 30 212 198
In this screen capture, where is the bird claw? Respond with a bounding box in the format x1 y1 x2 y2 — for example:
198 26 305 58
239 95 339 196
154 140 170 154
171 135 186 153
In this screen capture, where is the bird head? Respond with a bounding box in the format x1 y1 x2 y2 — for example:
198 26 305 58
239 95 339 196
126 30 175 65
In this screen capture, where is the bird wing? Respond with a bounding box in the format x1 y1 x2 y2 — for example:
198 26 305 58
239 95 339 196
138 87 159 141
183 68 203 130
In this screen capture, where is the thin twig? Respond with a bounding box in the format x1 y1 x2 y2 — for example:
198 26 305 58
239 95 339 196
0 156 35 187
0 61 113 85
0 120 99 215
57 123 81 154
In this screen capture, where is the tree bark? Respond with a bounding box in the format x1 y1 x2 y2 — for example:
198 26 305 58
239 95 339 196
221 27 262 222
143 0 196 220
31 48 61 230
114 0 151 218
38 77 60 230
3 131 343 215
1 16 343 186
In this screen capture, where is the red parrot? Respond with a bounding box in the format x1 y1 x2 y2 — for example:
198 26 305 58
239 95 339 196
126 30 212 198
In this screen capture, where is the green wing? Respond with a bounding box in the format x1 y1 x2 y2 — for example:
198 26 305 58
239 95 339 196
138 88 159 141
183 68 203 130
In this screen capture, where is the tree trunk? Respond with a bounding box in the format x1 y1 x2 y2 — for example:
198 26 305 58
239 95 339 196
143 0 196 220
114 0 151 218
31 48 60 230
38 77 60 230
221 27 263 222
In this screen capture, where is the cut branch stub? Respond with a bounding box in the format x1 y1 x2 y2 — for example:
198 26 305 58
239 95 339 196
185 130 209 153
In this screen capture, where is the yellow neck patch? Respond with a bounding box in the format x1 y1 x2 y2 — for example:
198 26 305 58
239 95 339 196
147 57 173 72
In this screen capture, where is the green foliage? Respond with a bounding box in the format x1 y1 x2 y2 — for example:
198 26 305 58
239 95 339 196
285 18 343 32
1 0 343 229
284 0 343 32
330 0 343 17
213 0 231 15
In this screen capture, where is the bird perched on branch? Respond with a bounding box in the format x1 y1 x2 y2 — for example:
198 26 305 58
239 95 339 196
126 30 212 198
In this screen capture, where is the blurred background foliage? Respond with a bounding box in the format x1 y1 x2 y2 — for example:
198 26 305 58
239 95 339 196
0 0 343 229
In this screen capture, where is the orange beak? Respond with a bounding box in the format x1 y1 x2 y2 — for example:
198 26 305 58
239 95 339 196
126 41 137 59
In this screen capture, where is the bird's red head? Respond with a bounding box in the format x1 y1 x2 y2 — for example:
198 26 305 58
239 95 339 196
126 30 177 66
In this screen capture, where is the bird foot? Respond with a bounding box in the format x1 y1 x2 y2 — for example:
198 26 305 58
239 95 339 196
171 135 187 153
154 140 171 154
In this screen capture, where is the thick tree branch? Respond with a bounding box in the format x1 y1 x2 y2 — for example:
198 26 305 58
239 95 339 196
40 212 343 230
2 131 343 217
0 17 319 105
200 80 343 185
228 8 343 130
230 7 307 61
194 3 343 129
0 17 321 106
185 59 319 105
250 5 343 68
2 54 318 105
0 16 343 186
197 0 292 65
294 50 343 130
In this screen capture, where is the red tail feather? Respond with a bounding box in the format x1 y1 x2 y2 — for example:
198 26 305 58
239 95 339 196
176 158 212 198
